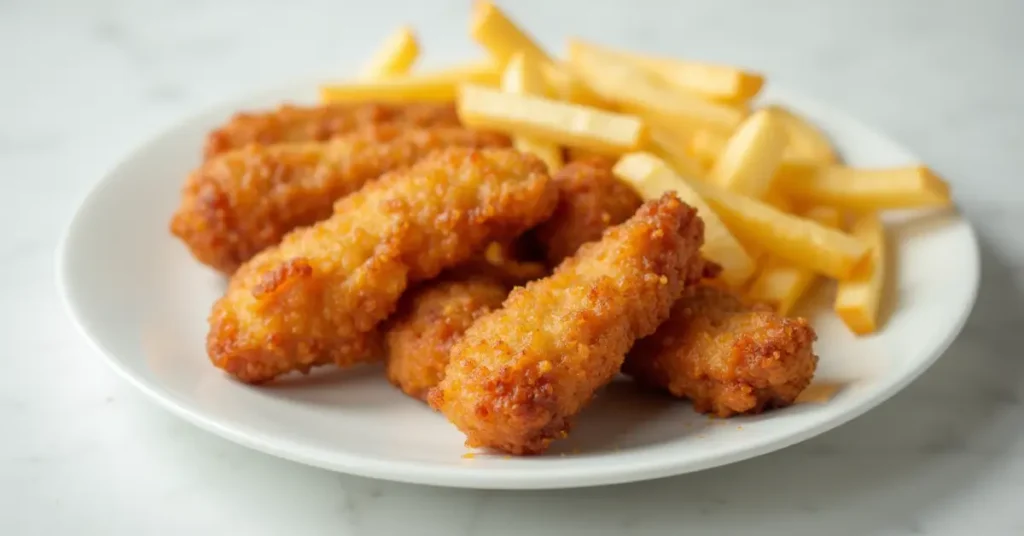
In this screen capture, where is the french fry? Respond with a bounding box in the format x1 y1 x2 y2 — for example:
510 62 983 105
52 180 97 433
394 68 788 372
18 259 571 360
613 152 756 287
835 213 886 334
471 1 551 65
542 63 608 106
457 84 645 154
689 129 728 169
764 188 794 213
646 126 706 180
568 39 764 103
748 207 842 315
708 108 789 199
360 26 420 79
321 62 501 103
567 41 746 133
766 105 838 164
688 180 869 279
469 2 604 107
777 164 952 211
502 53 563 172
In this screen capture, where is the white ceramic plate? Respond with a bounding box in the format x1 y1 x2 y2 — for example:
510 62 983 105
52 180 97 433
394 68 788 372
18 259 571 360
57 81 979 490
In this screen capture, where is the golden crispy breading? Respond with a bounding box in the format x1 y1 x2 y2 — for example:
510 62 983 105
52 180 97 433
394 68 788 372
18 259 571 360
531 157 643 266
207 148 557 384
429 194 705 455
203 102 461 159
623 285 818 417
171 125 510 274
384 276 508 401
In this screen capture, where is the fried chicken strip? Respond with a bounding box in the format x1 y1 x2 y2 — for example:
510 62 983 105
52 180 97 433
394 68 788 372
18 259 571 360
429 194 705 455
207 148 557 384
382 159 637 403
531 157 643 266
203 102 461 159
171 125 510 274
384 276 508 401
623 285 818 417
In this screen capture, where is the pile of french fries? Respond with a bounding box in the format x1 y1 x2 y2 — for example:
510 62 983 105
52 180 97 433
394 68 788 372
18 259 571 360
319 1 953 336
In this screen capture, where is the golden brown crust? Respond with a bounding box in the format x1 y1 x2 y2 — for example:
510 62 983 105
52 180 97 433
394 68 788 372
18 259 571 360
384 276 508 401
207 148 557 384
531 157 643 266
623 285 818 417
171 126 510 274
429 194 705 455
203 102 461 159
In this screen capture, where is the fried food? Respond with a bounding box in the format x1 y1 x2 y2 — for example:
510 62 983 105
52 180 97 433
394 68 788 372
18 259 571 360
623 284 818 417
207 148 557 384
203 102 460 159
531 157 643 265
171 125 510 274
384 276 509 401
429 194 705 454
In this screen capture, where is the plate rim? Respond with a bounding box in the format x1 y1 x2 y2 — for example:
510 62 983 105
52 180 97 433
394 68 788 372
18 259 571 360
55 80 981 490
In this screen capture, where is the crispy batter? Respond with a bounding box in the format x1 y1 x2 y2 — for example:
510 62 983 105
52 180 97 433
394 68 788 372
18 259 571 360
429 194 705 455
623 285 818 417
203 102 461 159
207 148 557 384
384 276 508 401
171 125 510 274
531 157 643 266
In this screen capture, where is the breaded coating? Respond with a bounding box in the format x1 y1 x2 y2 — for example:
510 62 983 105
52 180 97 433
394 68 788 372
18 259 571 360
171 125 510 274
207 148 557 384
429 194 705 455
384 276 508 401
203 102 461 159
623 285 818 417
532 157 643 265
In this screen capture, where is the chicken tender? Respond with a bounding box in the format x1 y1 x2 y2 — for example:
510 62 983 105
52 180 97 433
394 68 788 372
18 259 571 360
207 148 557 384
531 157 643 266
171 125 510 274
203 102 461 159
384 276 508 401
623 285 818 417
429 194 706 455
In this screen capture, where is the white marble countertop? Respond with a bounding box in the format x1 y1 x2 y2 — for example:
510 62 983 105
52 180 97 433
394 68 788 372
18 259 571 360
4 0 1024 533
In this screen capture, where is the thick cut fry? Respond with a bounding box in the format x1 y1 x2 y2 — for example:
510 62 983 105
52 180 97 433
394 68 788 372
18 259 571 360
567 41 746 133
647 126 706 180
361 26 420 79
763 188 794 213
206 148 557 384
568 39 764 103
689 129 728 169
834 213 886 335
689 180 869 279
320 62 501 103
502 53 563 172
471 1 551 65
747 207 842 315
468 2 602 106
203 102 461 159
457 85 645 154
614 152 755 287
624 285 817 417
542 63 607 107
172 125 510 274
708 109 788 199
777 164 952 211
766 105 838 164
429 194 706 454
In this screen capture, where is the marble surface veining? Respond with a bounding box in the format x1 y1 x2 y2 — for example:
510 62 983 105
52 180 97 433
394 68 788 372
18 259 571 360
2 0 1023 534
